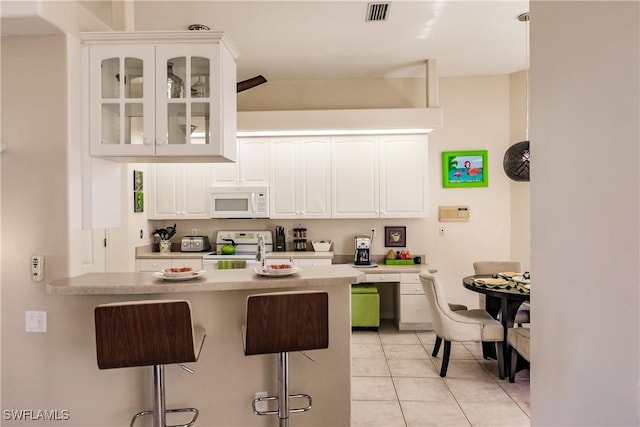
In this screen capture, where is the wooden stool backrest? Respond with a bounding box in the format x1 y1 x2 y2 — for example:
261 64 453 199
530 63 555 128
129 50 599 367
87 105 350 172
95 300 197 369
245 292 329 356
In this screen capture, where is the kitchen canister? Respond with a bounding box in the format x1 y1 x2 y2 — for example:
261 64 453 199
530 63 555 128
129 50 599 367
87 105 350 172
159 240 171 253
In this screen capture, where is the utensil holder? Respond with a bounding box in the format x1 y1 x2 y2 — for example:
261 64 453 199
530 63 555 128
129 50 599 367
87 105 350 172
159 240 171 253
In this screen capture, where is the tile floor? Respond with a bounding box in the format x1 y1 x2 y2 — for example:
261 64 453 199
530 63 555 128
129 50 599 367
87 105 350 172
351 321 530 427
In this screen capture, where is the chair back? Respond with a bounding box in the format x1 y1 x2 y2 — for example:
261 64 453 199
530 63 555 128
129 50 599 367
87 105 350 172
244 291 329 356
420 272 484 342
473 261 522 275
95 300 202 369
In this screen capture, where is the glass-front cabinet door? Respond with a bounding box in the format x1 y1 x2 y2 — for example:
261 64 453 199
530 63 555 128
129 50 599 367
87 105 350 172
83 32 238 162
88 45 155 157
155 45 222 158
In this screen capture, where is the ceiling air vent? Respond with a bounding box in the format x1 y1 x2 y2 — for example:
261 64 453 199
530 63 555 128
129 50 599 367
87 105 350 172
366 2 391 22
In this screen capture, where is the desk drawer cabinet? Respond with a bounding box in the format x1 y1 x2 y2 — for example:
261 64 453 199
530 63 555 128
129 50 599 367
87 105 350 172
365 273 400 283
396 272 432 330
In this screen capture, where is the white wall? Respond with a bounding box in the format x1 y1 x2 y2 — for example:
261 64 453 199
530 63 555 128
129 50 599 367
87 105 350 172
530 2 639 425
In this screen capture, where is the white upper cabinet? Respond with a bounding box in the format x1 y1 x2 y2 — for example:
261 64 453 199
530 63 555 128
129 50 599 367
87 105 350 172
148 163 211 219
379 135 429 218
270 136 331 219
83 31 239 163
332 134 428 218
331 136 380 218
210 137 270 186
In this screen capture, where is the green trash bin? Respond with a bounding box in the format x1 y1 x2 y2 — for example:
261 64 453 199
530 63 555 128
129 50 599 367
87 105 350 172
351 284 380 328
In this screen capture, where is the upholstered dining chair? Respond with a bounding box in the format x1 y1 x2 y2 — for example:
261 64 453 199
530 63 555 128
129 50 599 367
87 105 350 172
473 261 530 325
507 327 530 383
419 272 504 378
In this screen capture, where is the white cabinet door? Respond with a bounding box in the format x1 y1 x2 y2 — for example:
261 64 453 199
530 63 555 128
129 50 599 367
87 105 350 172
180 164 211 218
332 134 428 219
88 45 156 157
379 135 428 218
210 137 269 186
270 136 331 219
270 138 298 218
299 137 331 218
84 33 237 162
149 164 180 218
331 136 379 218
148 164 210 219
239 137 270 185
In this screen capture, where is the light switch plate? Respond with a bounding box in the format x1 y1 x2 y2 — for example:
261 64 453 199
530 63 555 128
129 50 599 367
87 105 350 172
26 311 47 333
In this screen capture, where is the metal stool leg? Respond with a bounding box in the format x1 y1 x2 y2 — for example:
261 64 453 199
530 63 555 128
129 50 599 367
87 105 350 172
153 365 167 427
130 365 199 427
278 352 289 427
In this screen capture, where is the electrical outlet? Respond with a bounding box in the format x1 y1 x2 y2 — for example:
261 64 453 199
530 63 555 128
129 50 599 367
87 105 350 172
192 228 198 235
254 391 269 413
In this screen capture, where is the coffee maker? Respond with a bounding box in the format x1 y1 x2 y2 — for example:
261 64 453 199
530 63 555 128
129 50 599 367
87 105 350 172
354 236 371 265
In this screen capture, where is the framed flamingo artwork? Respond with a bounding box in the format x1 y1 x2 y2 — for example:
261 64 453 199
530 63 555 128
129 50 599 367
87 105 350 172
442 150 488 188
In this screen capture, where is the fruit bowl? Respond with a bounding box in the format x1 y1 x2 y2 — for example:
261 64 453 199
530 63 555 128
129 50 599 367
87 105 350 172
162 266 194 278
311 240 332 252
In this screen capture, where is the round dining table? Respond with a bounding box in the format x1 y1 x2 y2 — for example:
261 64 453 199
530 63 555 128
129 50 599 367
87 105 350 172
462 274 530 375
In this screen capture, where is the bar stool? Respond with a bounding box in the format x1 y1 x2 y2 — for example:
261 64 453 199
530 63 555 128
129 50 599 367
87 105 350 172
243 291 329 427
94 300 206 427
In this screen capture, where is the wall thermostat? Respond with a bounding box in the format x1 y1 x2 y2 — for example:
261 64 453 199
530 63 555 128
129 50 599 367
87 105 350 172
439 206 470 222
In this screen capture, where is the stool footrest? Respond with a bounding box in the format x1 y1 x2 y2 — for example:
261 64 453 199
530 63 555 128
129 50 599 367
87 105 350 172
130 407 199 427
252 393 312 416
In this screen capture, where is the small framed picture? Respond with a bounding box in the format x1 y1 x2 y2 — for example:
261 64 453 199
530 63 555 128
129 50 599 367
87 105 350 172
442 150 488 188
385 226 406 247
133 170 143 191
134 192 144 213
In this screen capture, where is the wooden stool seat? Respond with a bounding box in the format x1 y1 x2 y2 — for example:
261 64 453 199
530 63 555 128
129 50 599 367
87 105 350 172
95 300 206 427
244 291 329 427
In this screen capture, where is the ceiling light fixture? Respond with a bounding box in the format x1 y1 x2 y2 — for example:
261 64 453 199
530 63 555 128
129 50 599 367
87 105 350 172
503 12 531 182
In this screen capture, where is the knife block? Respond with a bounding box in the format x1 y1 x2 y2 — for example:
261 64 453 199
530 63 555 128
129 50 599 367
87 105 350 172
275 234 286 252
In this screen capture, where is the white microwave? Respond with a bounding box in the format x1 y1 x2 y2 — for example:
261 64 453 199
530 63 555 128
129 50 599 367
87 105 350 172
210 186 270 218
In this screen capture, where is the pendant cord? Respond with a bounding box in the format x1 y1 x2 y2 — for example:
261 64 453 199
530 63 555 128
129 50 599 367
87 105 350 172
519 12 530 141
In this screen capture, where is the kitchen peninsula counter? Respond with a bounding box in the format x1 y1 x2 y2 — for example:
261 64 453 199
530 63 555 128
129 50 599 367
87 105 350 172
46 264 362 295
45 264 359 426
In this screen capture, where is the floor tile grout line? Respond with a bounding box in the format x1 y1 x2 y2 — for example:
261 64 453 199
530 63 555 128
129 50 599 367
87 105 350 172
380 328 415 427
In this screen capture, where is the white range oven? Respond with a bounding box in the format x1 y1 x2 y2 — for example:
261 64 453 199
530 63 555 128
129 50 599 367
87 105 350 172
203 230 273 270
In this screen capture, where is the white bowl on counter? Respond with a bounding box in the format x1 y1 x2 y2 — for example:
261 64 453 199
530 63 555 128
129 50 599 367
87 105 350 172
311 240 332 252
162 267 195 278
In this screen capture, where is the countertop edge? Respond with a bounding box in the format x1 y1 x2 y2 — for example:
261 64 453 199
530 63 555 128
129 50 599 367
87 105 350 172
46 265 364 295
